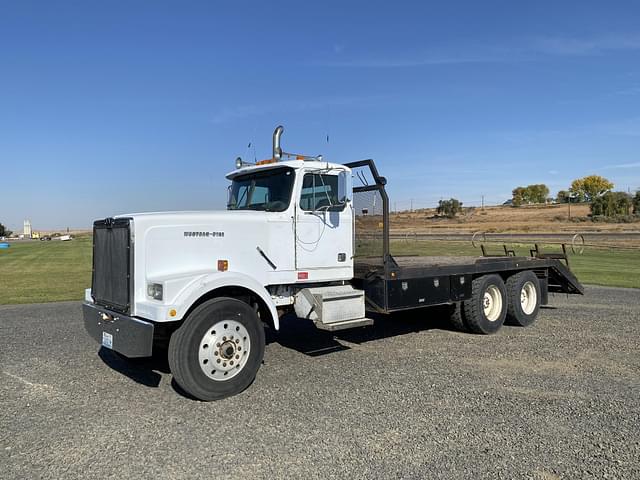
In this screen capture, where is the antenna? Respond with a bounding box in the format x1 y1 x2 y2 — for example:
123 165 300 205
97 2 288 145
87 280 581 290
246 125 257 162
326 104 331 144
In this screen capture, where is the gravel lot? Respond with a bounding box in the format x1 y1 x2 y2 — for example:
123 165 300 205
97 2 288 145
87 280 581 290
1 286 639 479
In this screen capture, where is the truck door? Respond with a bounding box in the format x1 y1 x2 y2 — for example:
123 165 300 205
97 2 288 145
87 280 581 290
295 171 352 271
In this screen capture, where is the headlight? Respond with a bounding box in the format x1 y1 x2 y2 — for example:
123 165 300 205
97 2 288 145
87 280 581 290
147 283 163 300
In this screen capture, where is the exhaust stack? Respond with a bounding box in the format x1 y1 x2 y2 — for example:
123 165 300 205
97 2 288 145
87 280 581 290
273 125 284 161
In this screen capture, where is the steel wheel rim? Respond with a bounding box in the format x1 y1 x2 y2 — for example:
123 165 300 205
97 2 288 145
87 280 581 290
198 319 251 381
520 281 537 315
483 285 503 322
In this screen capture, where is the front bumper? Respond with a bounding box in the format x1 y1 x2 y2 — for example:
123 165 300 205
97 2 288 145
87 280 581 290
83 302 154 358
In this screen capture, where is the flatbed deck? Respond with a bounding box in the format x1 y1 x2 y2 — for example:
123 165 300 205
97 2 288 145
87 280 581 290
353 254 583 313
359 255 481 268
355 254 574 277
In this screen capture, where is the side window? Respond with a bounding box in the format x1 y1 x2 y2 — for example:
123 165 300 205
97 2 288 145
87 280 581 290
300 174 342 211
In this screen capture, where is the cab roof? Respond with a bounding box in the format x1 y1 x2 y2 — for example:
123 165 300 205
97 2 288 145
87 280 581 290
225 160 349 180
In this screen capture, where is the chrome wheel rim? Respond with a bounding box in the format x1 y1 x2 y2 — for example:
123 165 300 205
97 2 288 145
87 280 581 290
198 319 251 381
483 285 503 322
520 281 537 315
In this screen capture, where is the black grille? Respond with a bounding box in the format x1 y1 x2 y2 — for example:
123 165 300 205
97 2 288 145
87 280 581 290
92 218 131 312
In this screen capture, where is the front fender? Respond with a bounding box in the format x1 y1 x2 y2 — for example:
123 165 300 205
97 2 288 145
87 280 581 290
171 271 279 330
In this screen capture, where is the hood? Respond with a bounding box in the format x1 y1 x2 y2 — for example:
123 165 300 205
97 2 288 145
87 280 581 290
117 209 269 224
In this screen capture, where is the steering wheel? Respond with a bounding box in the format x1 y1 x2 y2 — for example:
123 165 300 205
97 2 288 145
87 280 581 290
267 201 286 211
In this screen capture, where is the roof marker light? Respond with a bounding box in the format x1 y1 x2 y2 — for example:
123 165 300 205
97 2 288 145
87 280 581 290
256 159 277 166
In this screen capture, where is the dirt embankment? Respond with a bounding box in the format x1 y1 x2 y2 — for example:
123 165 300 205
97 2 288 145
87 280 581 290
390 204 640 234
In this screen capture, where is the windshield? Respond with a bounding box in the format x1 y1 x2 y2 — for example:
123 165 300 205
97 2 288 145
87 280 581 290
227 167 295 212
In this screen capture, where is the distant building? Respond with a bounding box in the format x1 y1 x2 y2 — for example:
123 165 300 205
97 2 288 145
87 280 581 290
23 220 32 237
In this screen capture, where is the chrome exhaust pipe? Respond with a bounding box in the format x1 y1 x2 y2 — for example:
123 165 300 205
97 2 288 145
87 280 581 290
273 125 284 160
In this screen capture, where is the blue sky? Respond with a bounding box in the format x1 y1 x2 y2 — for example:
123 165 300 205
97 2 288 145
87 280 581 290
1 0 640 230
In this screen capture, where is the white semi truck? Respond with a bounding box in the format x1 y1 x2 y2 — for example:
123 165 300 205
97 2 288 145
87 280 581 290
84 126 583 401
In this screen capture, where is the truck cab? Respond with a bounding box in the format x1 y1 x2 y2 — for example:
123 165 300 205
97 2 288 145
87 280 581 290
226 158 354 280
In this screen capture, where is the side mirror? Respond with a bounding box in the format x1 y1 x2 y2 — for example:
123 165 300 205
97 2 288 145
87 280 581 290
337 171 352 204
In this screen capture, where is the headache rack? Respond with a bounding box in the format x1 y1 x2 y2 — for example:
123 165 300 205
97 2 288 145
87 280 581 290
345 159 392 268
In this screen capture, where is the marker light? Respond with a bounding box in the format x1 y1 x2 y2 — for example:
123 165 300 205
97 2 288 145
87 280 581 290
256 158 277 166
218 260 229 271
235 157 243 169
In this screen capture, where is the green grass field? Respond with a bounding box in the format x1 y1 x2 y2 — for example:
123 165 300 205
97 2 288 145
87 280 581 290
0 236 637 305
0 236 93 304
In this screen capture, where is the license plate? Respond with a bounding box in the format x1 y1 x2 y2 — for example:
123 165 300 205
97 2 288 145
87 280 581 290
102 331 113 349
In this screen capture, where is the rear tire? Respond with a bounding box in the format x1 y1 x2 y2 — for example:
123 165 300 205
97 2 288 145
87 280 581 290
506 271 541 327
431 303 467 332
463 274 507 334
448 303 469 332
168 297 265 401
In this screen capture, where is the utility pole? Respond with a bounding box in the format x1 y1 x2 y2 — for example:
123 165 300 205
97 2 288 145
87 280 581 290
481 195 485 210
410 198 413 213
567 193 577 220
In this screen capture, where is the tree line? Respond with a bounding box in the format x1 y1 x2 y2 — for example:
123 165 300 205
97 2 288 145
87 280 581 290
511 175 639 218
0 223 12 238
512 184 550 206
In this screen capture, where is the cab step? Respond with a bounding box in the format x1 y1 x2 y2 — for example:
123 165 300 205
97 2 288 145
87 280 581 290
314 317 374 331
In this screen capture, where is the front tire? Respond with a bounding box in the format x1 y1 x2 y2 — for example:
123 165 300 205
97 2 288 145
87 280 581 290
168 297 265 401
463 274 507 334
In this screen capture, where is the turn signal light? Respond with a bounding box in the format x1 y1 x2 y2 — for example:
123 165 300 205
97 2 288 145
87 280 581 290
218 260 229 271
